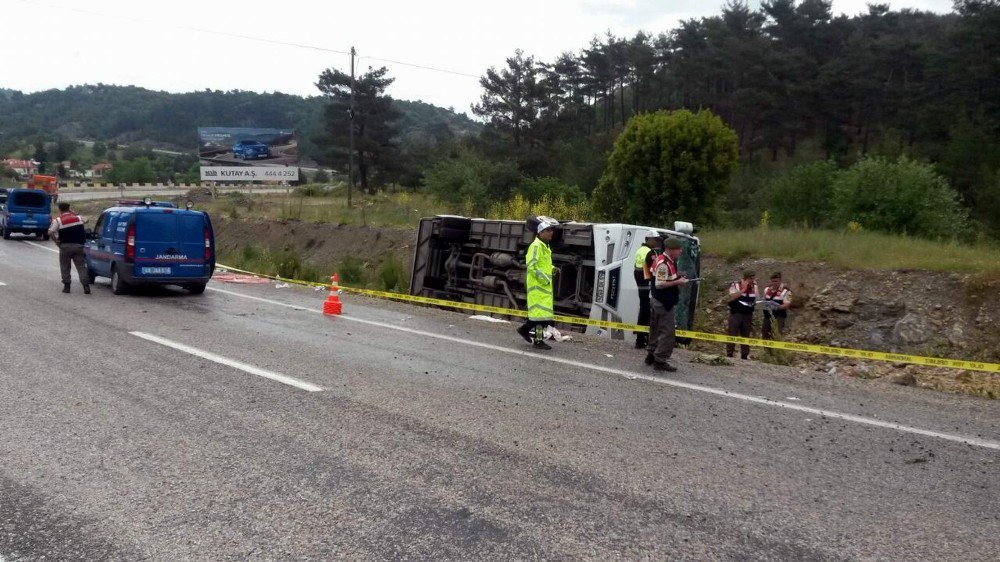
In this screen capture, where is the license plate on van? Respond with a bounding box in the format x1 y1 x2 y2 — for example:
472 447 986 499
141 267 172 275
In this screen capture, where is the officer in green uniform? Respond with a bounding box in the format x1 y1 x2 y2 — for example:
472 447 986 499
517 217 558 350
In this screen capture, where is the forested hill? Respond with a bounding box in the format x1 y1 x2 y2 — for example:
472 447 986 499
0 85 480 158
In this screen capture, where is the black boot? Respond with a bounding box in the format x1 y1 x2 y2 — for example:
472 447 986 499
635 335 647 349
645 352 655 365
533 340 552 351
653 361 677 372
83 285 91 295
516 324 533 343
62 283 71 293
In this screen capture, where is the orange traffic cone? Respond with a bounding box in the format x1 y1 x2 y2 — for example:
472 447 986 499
323 273 342 315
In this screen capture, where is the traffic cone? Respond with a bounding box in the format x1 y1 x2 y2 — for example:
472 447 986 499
323 273 342 315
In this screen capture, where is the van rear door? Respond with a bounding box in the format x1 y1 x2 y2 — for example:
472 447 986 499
133 211 208 279
6 191 50 230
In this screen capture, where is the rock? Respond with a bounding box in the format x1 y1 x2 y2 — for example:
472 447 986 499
892 372 918 386
834 318 855 329
831 300 855 313
892 313 932 345
947 323 968 349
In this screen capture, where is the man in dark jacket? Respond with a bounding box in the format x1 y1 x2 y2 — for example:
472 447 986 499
47 202 90 294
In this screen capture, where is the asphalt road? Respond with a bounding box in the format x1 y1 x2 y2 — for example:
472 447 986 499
0 237 997 560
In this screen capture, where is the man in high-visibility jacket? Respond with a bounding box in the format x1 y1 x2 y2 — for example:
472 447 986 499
516 217 559 350
633 230 662 349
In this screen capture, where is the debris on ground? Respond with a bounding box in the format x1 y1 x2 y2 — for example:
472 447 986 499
544 326 572 342
692 354 732 366
469 315 510 324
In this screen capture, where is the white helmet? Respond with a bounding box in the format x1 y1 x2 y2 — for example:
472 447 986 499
645 229 661 239
536 216 559 233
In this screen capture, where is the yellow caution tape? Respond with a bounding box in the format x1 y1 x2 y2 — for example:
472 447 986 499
214 263 1000 374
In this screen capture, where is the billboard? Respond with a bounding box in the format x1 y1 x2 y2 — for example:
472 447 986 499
198 126 298 181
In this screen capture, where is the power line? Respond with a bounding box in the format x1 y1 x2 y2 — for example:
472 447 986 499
358 55 481 79
16 0 480 80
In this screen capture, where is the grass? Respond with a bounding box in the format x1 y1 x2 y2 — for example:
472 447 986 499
216 244 327 283
699 227 1000 274
202 187 453 228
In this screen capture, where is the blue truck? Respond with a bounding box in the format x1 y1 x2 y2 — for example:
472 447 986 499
1 188 51 240
84 200 215 295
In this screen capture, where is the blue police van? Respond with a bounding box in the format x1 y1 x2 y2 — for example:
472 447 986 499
1 188 52 240
85 199 215 295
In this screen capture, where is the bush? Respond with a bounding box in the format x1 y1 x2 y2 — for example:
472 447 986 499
593 109 739 226
766 160 838 227
274 248 323 282
421 148 522 214
832 156 968 239
338 256 366 285
377 255 406 291
518 176 586 205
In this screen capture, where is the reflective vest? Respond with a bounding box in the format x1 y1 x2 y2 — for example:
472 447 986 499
650 253 680 309
525 237 554 321
634 245 653 286
729 281 757 314
764 284 791 318
55 212 86 245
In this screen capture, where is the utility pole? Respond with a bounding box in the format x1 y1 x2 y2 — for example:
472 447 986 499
347 46 356 208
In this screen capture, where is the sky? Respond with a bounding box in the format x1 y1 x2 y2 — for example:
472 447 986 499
3 0 955 115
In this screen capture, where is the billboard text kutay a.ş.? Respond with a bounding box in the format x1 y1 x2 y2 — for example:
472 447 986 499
198 127 298 181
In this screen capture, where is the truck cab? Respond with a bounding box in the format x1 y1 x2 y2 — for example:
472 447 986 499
409 216 700 337
26 174 59 203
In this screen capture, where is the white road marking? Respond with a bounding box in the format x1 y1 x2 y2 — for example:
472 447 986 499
130 331 323 392
207 286 1000 451
0 282 6 286
23 240 58 253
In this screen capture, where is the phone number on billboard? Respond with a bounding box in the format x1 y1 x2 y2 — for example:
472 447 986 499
263 170 297 177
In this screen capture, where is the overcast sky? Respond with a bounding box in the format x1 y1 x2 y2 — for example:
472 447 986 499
4 0 954 115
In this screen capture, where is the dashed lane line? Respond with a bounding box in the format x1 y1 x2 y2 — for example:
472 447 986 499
130 331 324 393
205 286 1000 451
22 240 58 253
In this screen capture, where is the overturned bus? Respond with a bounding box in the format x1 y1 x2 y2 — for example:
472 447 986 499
409 215 701 337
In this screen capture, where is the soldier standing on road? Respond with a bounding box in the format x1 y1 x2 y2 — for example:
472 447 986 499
633 230 662 349
48 202 91 295
645 238 688 372
517 217 559 350
726 270 757 359
761 271 792 340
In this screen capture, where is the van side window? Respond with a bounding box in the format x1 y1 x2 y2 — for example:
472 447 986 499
112 213 129 243
101 212 114 238
92 213 106 237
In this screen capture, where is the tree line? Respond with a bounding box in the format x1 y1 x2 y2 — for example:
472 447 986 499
456 0 999 236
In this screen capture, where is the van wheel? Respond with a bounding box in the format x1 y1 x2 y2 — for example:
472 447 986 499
188 283 207 295
111 267 129 295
